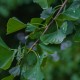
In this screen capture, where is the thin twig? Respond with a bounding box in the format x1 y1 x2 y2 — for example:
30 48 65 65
27 0 67 53
27 39 39 53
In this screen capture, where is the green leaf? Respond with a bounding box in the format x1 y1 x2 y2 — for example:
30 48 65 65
21 50 44 80
26 23 37 32
0 37 9 49
42 59 54 80
56 14 74 27
26 18 43 33
60 22 67 34
21 50 37 67
7 17 26 34
26 52 37 66
38 44 59 64
39 43 59 54
29 30 42 39
40 26 66 45
63 1 80 20
66 21 74 35
0 47 13 70
33 0 48 9
22 59 44 80
0 37 14 70
1 75 14 80
73 31 80 42
30 18 43 27
9 65 20 77
56 1 80 23
59 21 73 35
40 7 55 20
47 0 55 6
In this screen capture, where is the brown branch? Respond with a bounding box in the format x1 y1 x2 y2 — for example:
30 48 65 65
27 0 68 53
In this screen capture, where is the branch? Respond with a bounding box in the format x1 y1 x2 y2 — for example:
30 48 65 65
42 0 67 35
27 0 68 53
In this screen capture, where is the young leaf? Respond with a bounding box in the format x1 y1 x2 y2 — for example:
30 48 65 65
7 17 26 34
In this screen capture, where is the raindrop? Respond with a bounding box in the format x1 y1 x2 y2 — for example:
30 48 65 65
63 27 65 30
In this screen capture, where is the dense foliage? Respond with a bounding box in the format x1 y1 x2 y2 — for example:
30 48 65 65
0 0 80 80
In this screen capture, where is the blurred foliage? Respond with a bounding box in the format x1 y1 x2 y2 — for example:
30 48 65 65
0 0 33 17
0 0 80 80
